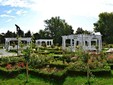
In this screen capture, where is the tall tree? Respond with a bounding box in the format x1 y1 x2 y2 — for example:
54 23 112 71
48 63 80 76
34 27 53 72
39 30 46 39
25 30 31 37
44 16 74 45
94 12 113 43
33 32 40 40
75 27 91 34
75 27 84 34
0 33 5 44
5 30 14 38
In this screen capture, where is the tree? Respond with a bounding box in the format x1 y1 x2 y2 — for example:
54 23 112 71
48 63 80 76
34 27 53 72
94 12 113 44
44 16 74 45
76 27 84 34
39 30 47 39
75 27 91 34
33 32 40 40
5 30 16 38
0 33 5 44
25 30 31 37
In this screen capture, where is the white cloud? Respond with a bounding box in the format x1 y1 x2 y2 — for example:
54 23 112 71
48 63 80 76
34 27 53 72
1 0 113 18
27 0 113 32
1 0 113 32
0 14 15 22
6 19 12 22
0 0 32 8
6 10 12 14
16 10 27 15
0 14 15 18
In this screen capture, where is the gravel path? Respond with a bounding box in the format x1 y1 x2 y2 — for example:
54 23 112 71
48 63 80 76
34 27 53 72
0 49 17 57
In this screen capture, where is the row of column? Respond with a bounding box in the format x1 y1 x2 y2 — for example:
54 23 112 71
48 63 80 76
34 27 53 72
5 40 31 51
62 37 102 52
36 40 53 47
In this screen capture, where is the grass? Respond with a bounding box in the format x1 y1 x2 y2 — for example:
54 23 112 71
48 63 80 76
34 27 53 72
0 74 51 85
1 73 113 85
64 76 113 85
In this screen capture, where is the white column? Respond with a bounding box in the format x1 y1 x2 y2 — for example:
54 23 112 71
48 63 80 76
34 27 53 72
51 40 53 45
89 39 91 50
8 41 10 51
45 41 47 46
70 39 73 51
98 37 102 52
62 37 66 50
74 39 76 51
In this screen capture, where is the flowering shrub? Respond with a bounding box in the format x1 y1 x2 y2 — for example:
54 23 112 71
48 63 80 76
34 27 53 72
6 64 12 70
17 62 25 68
107 55 113 63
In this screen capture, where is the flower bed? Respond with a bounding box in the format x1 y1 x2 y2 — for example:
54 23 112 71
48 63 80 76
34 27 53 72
0 62 25 70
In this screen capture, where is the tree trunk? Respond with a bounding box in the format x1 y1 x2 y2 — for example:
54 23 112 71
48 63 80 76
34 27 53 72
87 63 90 85
26 61 29 82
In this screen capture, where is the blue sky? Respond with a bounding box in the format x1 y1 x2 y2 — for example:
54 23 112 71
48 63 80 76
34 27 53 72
0 0 113 33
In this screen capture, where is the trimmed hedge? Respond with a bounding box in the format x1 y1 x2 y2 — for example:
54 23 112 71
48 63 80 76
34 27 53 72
0 64 67 81
29 68 67 81
67 68 111 77
0 67 25 78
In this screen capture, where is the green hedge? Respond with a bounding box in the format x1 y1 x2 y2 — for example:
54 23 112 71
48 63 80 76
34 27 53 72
0 67 25 78
67 68 111 77
29 68 67 81
0 65 67 81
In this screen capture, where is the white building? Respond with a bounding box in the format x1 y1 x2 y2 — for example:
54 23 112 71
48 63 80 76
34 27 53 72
36 39 53 47
5 38 31 51
62 32 102 52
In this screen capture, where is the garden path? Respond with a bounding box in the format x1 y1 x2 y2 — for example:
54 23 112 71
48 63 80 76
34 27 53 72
0 49 17 57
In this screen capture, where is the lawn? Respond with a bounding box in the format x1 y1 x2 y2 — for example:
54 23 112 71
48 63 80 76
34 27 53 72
1 73 113 85
0 74 51 85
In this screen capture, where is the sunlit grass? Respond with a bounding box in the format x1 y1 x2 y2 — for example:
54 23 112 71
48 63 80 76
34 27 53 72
0 74 51 85
1 73 113 85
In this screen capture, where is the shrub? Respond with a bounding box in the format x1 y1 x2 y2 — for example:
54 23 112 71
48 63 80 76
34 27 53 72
6 64 12 70
107 54 113 63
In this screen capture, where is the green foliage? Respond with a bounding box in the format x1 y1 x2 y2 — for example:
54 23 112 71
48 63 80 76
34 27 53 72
41 16 74 45
5 30 16 38
75 27 91 34
25 30 31 37
29 54 47 68
0 56 24 64
94 12 113 44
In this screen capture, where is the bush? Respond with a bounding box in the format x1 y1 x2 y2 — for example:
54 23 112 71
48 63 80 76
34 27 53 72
107 54 113 63
0 56 24 65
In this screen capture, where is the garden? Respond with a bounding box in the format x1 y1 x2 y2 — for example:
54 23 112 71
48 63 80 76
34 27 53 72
1 45 113 85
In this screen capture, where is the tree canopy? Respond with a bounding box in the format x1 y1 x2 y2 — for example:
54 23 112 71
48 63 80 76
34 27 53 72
94 12 113 44
43 16 74 45
25 30 31 37
75 27 91 34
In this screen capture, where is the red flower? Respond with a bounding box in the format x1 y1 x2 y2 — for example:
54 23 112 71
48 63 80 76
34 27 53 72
6 64 12 70
18 62 25 68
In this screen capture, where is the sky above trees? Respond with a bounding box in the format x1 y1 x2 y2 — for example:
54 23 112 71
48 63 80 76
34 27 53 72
0 0 113 33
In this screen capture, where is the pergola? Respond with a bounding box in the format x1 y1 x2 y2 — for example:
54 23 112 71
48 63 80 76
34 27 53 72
36 39 53 47
5 38 31 51
62 32 102 52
